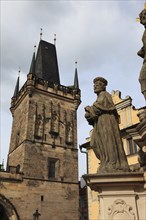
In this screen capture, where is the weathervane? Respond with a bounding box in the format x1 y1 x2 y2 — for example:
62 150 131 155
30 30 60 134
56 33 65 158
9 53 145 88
75 61 78 68
34 44 36 53
40 28 43 40
54 34 56 45
18 67 21 77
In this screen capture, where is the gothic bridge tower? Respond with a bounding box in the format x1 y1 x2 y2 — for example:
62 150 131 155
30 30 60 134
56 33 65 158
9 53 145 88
4 39 81 220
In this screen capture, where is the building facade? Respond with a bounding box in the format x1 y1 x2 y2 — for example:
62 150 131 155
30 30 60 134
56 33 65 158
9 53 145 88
81 90 142 220
0 39 81 220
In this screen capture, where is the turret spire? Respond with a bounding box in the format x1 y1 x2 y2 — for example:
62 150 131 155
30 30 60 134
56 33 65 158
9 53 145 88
29 48 36 74
74 61 79 89
13 68 20 97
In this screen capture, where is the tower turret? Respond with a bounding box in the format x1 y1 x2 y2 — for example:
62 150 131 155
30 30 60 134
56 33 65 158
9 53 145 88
13 71 20 98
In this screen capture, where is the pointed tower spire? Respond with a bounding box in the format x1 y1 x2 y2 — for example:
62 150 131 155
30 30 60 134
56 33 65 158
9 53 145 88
13 69 20 97
74 61 79 89
35 40 60 84
29 47 36 74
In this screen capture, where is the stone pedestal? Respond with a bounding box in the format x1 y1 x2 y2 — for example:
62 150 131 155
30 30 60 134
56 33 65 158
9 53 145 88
83 172 146 220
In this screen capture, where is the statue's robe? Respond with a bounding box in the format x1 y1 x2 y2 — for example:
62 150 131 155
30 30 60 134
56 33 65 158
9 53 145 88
86 91 129 173
138 29 146 95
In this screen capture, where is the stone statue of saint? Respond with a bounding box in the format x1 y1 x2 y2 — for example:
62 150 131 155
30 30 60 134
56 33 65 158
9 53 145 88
137 8 146 100
85 77 129 173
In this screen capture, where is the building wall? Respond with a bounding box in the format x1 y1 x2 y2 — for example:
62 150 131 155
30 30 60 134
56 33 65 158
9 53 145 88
0 172 79 220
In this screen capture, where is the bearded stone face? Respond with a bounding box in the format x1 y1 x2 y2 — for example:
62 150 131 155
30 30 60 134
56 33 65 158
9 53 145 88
94 81 106 94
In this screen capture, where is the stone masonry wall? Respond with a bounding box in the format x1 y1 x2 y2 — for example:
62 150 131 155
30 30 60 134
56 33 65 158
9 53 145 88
0 177 79 220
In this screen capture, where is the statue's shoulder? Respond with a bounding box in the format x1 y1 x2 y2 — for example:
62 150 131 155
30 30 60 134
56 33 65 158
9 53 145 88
99 91 111 99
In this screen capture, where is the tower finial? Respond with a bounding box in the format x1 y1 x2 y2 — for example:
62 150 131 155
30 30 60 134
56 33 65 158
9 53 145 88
54 34 56 45
75 61 77 68
34 44 36 53
18 67 21 77
40 28 43 40
74 61 79 90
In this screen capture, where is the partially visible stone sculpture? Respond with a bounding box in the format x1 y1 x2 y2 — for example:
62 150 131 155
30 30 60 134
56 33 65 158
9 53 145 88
85 77 129 173
66 122 73 145
138 146 146 171
137 8 146 100
35 114 44 138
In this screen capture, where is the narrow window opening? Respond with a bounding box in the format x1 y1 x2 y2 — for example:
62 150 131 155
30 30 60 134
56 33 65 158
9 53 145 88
41 195 44 201
48 160 56 178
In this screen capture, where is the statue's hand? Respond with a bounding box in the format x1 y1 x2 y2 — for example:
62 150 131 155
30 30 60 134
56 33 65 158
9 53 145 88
85 106 91 112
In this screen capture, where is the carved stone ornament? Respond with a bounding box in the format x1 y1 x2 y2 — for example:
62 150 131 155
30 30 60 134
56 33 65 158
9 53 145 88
66 121 73 145
108 199 135 220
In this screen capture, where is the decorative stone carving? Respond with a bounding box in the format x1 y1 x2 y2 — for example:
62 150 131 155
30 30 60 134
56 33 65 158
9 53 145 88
35 114 44 137
34 104 46 140
49 102 60 136
108 199 135 220
50 110 59 135
66 122 73 145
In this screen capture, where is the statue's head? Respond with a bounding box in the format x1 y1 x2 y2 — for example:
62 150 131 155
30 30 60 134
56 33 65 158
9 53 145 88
139 9 146 26
93 77 108 94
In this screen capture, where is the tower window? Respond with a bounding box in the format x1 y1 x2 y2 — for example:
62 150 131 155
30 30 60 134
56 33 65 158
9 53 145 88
48 158 59 179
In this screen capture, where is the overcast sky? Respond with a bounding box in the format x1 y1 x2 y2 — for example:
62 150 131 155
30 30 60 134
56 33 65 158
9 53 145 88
1 0 145 177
